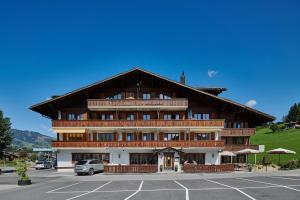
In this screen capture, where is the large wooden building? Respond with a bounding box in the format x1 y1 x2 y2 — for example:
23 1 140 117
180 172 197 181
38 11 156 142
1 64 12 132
30 68 274 173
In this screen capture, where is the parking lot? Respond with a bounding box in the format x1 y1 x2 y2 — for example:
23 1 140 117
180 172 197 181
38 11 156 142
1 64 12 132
1 173 300 200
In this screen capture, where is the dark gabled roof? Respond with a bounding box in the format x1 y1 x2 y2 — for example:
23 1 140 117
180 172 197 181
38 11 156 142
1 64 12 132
30 67 275 121
196 87 227 95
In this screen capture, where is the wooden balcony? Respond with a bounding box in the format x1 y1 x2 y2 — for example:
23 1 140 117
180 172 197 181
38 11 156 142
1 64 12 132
224 145 259 152
221 128 256 136
52 119 224 128
52 140 225 148
104 165 157 173
87 98 188 111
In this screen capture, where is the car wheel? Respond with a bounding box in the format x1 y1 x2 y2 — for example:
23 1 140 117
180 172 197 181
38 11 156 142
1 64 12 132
77 173 81 176
88 168 94 176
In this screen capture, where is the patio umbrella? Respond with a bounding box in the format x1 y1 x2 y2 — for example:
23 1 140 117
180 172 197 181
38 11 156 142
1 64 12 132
235 149 260 164
267 148 296 164
219 151 236 163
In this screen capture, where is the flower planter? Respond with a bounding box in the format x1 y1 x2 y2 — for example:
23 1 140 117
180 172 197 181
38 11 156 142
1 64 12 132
18 180 32 186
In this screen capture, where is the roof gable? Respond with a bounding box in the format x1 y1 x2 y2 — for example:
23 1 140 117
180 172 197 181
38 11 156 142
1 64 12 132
30 67 275 121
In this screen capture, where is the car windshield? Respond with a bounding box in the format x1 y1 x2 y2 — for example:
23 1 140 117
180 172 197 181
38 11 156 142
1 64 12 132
76 160 87 165
36 161 44 164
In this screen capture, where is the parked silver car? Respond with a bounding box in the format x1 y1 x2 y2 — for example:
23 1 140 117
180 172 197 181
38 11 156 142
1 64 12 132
35 160 52 170
74 159 104 176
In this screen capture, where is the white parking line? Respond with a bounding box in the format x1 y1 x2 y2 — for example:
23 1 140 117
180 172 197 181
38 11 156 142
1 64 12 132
205 179 257 200
269 176 300 181
174 180 189 200
65 181 112 200
123 180 144 200
47 182 80 193
237 177 300 192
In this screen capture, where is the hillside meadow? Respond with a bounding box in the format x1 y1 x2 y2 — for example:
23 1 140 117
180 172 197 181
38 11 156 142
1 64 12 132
249 127 300 164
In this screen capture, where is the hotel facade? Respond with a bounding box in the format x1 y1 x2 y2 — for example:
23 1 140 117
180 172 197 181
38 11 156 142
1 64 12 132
30 68 274 173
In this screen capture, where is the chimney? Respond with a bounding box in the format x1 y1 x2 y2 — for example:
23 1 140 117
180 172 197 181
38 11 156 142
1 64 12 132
180 71 186 84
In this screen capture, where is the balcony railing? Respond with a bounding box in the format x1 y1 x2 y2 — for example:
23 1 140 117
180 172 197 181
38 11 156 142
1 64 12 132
52 119 224 128
224 145 259 152
221 128 256 136
87 98 188 110
52 140 225 148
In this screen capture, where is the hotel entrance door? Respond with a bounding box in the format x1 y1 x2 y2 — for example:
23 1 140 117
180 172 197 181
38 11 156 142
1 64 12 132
164 153 174 170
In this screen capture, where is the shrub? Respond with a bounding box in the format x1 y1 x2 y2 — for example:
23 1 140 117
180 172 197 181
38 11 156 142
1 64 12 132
270 124 280 133
280 160 299 170
16 159 29 181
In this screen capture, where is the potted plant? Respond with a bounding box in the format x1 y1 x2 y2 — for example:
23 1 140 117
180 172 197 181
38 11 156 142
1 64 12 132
16 159 31 186
247 164 253 172
159 165 163 172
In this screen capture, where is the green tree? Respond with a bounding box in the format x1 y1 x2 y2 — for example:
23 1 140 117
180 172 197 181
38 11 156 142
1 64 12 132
0 110 12 158
297 103 300 121
286 103 299 122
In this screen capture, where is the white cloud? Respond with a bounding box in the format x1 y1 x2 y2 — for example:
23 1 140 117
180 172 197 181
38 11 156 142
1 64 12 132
245 100 257 108
208 70 218 78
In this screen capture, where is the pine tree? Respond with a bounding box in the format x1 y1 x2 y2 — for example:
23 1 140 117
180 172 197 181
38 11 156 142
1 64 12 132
286 103 300 122
297 103 300 121
0 110 12 159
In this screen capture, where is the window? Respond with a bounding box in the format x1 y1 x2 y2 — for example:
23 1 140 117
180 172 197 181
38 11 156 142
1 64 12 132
106 93 122 100
127 114 135 120
67 133 84 142
164 133 179 141
234 122 243 128
194 113 210 120
130 153 157 164
195 133 209 140
108 114 113 120
143 133 152 141
164 114 171 120
188 110 193 119
126 92 135 99
203 114 210 120
126 133 134 141
181 153 205 164
175 114 180 120
99 113 114 120
72 153 109 163
68 113 84 120
143 93 151 99
96 133 114 141
159 93 171 99
143 114 151 120
194 114 202 120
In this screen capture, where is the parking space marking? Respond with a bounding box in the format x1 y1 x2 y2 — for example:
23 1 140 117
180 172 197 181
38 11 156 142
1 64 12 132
270 176 300 181
65 181 112 200
123 180 143 200
237 177 300 192
47 182 80 193
205 179 257 200
174 181 189 200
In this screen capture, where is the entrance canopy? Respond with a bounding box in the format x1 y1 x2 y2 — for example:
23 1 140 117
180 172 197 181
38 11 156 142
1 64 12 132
153 147 184 154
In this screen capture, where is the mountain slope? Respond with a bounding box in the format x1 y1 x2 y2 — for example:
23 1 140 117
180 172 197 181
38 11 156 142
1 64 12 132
11 129 54 148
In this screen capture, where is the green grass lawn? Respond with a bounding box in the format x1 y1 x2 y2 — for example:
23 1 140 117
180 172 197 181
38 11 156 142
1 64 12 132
249 128 300 164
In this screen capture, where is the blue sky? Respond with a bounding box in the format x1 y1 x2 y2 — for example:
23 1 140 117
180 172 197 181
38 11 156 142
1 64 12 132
0 0 299 137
